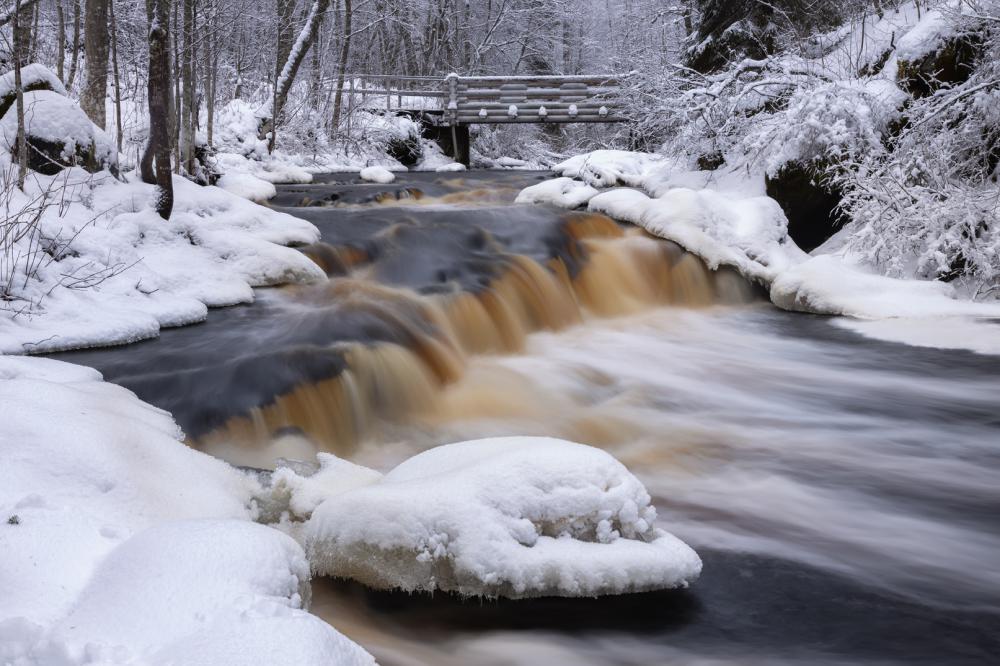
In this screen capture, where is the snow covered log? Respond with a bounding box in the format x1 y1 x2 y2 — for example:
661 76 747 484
296 437 702 598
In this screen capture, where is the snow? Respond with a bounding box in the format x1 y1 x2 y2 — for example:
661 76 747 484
0 90 117 171
834 316 1000 356
0 356 373 664
359 165 396 183
0 168 324 354
296 437 702 598
435 162 467 172
896 8 958 61
515 176 598 208
0 63 67 100
531 149 1000 321
217 171 278 202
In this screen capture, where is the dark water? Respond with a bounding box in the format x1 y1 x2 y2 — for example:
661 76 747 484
52 171 1000 665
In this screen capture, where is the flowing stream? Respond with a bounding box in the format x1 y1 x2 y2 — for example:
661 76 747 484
54 171 1000 665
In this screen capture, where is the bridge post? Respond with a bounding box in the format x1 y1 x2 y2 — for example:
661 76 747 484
443 73 469 165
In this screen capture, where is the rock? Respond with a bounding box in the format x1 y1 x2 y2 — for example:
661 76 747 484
0 63 66 120
1 90 117 176
765 160 843 252
897 32 983 99
697 151 725 171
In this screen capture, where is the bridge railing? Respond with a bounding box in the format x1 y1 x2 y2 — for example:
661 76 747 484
331 73 626 126
445 74 624 124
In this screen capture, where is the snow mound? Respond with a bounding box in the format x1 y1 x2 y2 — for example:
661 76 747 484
0 357 374 665
39 520 373 666
435 162 467 172
896 8 958 61
515 176 598 208
301 437 702 598
359 165 396 183
217 171 277 202
0 63 67 101
554 150 669 188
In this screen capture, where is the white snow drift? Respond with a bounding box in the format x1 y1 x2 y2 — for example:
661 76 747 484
287 437 702 598
0 356 373 665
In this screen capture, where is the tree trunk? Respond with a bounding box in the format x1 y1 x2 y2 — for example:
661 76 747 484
56 1 66 81
144 0 173 219
80 0 110 128
331 0 352 131
66 0 81 87
180 0 195 173
12 0 27 189
110 0 123 154
270 0 330 150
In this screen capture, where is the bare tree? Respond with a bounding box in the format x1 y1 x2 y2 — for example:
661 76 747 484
65 0 81 87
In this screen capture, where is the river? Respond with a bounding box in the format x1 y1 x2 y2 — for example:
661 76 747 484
53 170 1000 665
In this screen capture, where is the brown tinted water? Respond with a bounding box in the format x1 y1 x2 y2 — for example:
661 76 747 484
53 171 1000 665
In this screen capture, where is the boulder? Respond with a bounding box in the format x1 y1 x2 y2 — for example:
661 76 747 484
1 90 117 176
765 160 843 252
0 63 67 120
897 33 983 99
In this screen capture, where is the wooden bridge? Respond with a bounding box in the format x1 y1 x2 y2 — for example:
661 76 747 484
341 73 626 125
337 73 627 164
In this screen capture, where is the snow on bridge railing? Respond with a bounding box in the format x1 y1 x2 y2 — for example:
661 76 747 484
332 73 628 125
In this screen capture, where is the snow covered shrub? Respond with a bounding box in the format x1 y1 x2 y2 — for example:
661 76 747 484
836 8 1000 298
742 79 904 175
213 99 269 158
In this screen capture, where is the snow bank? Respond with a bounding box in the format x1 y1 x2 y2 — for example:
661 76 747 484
0 356 373 665
531 150 1000 321
435 162 467 172
359 165 396 183
217 171 278 202
0 170 324 353
297 437 701 598
515 176 598 208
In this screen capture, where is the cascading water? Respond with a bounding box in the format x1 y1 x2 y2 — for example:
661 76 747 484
52 170 1000 665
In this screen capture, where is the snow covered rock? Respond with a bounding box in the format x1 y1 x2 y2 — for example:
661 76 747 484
435 162 467 172
0 90 117 176
0 63 67 119
359 165 396 183
554 150 669 189
515 176 599 209
300 437 702 598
